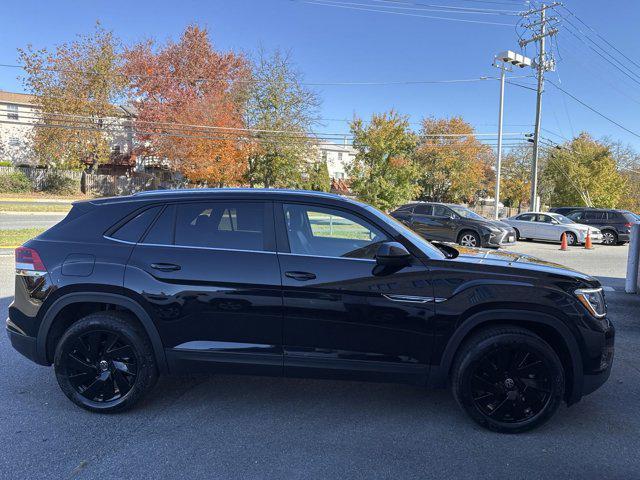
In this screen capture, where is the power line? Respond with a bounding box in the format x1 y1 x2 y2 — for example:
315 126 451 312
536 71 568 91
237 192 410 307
1 109 531 141
547 80 640 140
302 0 517 25
0 62 529 87
559 5 640 72
371 0 522 14
319 0 522 15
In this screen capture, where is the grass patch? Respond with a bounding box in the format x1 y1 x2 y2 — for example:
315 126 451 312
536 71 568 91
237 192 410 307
0 203 72 213
0 228 46 247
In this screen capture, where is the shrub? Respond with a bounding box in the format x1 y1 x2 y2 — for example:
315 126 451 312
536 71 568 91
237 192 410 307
42 172 79 195
0 161 13 167
0 171 32 193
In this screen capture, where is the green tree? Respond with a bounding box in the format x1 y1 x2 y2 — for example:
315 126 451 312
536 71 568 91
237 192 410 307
301 159 330 192
245 49 319 188
18 23 126 169
500 146 531 210
542 133 627 208
347 111 420 211
413 116 494 203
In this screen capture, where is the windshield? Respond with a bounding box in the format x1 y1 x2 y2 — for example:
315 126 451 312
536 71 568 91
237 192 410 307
449 205 485 220
548 213 575 224
364 205 446 260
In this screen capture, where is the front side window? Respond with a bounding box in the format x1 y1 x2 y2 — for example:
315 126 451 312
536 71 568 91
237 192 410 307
432 205 452 217
568 210 585 220
173 202 265 251
283 204 389 259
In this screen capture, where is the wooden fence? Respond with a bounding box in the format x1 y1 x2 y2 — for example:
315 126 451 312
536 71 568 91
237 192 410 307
0 165 181 196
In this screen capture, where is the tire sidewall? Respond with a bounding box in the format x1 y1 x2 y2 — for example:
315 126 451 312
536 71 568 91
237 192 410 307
454 333 564 433
459 231 481 248
54 313 157 413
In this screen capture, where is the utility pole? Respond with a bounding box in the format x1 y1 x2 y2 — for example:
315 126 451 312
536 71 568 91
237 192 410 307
519 3 560 212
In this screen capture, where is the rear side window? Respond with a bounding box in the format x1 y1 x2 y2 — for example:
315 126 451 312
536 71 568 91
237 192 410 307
585 210 606 220
517 214 535 221
110 206 161 243
174 202 265 251
414 204 432 215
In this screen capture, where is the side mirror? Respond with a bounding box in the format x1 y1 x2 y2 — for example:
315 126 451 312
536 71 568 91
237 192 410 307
375 242 412 268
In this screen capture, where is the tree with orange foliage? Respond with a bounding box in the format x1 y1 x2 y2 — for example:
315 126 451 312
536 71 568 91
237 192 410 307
414 116 494 203
124 25 250 186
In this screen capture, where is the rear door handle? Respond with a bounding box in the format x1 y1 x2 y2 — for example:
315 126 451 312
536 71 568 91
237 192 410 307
150 263 181 272
285 271 317 281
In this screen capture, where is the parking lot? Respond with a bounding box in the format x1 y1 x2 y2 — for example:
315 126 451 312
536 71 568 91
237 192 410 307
0 241 639 480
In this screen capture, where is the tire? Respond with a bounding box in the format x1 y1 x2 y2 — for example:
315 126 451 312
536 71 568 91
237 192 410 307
54 311 158 413
601 230 617 246
458 230 482 248
565 232 578 246
451 326 564 434
513 228 521 241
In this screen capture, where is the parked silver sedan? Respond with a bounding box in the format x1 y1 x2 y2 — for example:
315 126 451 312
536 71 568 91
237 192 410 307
503 212 603 246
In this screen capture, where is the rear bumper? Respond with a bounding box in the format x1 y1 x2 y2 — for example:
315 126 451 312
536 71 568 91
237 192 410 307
6 322 39 364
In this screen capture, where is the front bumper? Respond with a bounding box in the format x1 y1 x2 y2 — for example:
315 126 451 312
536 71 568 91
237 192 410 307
483 229 517 248
618 233 631 242
580 320 615 397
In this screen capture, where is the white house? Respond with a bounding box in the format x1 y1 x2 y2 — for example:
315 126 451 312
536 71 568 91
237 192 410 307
0 90 135 170
315 140 357 180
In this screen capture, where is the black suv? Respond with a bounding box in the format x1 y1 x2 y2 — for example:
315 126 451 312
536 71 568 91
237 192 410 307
391 202 517 248
7 189 614 433
549 207 637 245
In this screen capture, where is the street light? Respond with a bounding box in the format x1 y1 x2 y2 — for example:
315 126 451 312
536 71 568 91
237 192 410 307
492 51 533 220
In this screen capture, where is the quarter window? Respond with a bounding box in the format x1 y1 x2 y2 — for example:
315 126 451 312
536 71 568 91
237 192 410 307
111 206 161 243
283 204 389 259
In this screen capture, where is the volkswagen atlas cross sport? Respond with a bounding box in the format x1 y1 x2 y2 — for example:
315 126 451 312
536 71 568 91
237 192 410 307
7 189 614 433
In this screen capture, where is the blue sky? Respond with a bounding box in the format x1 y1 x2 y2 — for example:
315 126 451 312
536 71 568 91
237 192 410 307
1 0 639 149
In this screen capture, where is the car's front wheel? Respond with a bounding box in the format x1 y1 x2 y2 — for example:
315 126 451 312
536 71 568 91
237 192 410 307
458 231 482 248
54 311 158 413
451 326 564 433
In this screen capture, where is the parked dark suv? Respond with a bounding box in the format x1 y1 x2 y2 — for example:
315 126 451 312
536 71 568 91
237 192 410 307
549 207 637 245
391 202 517 248
7 189 614 433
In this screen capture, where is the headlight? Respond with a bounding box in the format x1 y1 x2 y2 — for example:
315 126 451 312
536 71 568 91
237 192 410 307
487 226 502 233
575 287 606 318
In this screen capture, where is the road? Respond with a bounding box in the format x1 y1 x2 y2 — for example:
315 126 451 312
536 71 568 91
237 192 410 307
0 212 67 230
0 245 639 479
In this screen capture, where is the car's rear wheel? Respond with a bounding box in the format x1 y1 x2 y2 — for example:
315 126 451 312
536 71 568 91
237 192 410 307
602 230 617 245
451 326 564 433
54 312 158 413
513 228 521 241
458 231 481 248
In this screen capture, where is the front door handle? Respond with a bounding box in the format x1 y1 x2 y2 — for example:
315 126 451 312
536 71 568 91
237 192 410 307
150 263 181 272
285 271 317 281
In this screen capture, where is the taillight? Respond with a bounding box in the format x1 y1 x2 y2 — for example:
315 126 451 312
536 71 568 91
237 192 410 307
15 247 47 276
625 223 632 228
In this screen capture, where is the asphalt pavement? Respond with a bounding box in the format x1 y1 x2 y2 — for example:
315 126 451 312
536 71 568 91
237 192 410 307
0 245 639 480
0 212 67 230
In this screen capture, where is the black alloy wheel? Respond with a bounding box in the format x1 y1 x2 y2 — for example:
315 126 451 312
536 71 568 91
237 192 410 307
469 347 552 424
54 312 158 413
62 330 137 403
451 326 564 433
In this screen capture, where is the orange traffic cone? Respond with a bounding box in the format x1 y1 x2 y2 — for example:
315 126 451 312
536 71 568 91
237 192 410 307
585 231 594 250
560 232 568 251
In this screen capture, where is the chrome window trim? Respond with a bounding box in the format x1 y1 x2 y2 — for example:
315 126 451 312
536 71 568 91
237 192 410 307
103 235 276 255
277 252 376 263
